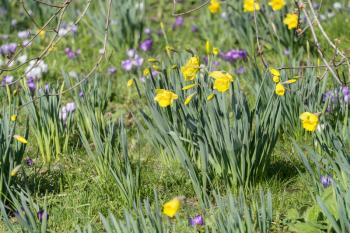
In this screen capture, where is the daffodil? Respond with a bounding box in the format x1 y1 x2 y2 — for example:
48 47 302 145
268 0 285 11
38 30 46 39
14 135 28 144
243 0 260 12
154 89 178 107
10 165 21 177
285 79 297 84
270 68 281 83
283 13 298 30
210 71 234 93
11 114 17 122
205 41 212 55
275 83 285 96
213 47 220 55
163 197 181 218
207 93 215 101
300 112 319 132
181 56 200 81
208 0 221 14
148 57 159 63
184 93 196 105
127 79 134 87
182 84 197 91
143 68 150 76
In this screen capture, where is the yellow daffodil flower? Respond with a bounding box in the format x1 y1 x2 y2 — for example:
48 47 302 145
205 40 212 55
207 93 215 101
213 47 220 55
163 197 181 218
210 71 234 93
300 112 319 132
154 89 178 107
243 0 260 12
275 83 285 96
181 56 200 81
143 68 150 76
283 13 298 30
285 79 297 84
184 93 196 105
268 0 285 11
182 84 197 91
127 79 134 87
11 114 17 122
14 135 28 144
208 0 221 13
10 165 22 177
270 68 280 83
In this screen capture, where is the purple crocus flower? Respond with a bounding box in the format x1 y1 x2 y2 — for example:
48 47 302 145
1 75 13 86
27 78 36 93
139 38 153 51
191 25 198 32
121 60 133 71
25 157 33 166
79 91 84 97
121 50 144 71
172 16 184 29
220 49 247 63
0 43 17 56
342 86 349 95
235 67 245 75
37 210 48 222
64 48 80 59
18 30 31 39
320 175 332 188
108 66 117 75
189 215 204 227
22 40 32 47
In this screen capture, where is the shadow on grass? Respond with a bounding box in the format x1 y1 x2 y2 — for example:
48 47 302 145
266 158 305 183
21 165 64 195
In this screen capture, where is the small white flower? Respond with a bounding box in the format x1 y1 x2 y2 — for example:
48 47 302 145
317 124 325 133
333 2 342 10
17 54 27 64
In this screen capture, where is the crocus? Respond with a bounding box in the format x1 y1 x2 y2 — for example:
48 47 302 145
37 210 48 222
320 175 332 188
189 215 204 227
18 30 31 39
220 49 247 63
27 78 36 93
25 157 33 166
108 66 117 75
139 38 153 51
172 16 184 29
1 75 13 86
121 50 144 71
64 48 80 59
0 43 17 56
25 60 48 80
